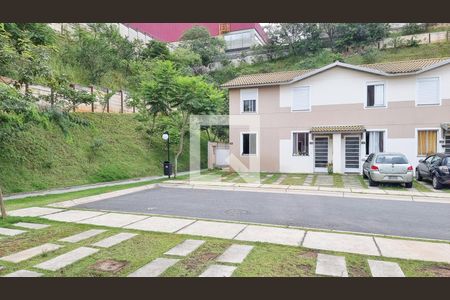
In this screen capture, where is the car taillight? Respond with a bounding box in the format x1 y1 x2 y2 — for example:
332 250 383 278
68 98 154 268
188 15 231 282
407 166 413 171
371 165 379 171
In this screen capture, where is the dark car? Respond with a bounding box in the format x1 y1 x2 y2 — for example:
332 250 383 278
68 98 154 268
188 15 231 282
416 153 450 189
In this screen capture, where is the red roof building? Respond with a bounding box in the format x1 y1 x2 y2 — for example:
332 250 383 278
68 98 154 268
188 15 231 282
124 23 268 51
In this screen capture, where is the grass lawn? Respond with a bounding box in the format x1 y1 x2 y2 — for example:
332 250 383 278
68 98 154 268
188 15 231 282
261 173 282 184
280 174 307 185
1 217 449 277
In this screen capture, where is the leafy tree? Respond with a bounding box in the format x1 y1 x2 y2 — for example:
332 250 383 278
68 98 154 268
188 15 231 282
401 23 426 36
334 23 390 52
320 23 338 48
141 40 170 60
180 25 226 70
169 47 203 75
267 23 323 56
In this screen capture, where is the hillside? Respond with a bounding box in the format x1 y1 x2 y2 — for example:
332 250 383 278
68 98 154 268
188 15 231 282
213 42 450 82
0 113 202 194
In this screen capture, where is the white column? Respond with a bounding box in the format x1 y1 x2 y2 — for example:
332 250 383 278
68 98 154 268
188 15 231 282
332 133 342 174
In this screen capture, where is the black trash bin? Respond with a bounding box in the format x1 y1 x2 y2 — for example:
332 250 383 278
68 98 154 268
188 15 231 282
163 161 173 177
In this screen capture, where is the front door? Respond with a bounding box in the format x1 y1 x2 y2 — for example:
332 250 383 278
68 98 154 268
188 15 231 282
345 136 360 173
314 136 329 173
445 133 450 154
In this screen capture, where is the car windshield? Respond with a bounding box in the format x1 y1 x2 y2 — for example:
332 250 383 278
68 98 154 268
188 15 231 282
445 158 450 167
375 154 408 164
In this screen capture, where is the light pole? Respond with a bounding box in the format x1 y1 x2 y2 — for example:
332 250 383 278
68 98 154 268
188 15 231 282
162 131 171 178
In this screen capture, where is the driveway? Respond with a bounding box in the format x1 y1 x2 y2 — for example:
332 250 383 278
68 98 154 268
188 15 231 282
75 187 450 241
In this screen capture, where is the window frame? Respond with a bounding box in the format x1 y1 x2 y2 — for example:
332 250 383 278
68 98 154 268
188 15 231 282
292 131 310 156
365 81 386 108
240 88 258 114
240 132 258 156
291 86 311 112
416 77 441 107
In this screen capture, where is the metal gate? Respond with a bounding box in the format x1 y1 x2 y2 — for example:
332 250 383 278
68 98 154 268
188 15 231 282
314 136 329 173
345 136 360 173
216 147 230 166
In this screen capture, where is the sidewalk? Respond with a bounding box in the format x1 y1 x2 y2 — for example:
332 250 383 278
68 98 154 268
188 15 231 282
4 171 193 201
8 201 450 264
160 180 450 204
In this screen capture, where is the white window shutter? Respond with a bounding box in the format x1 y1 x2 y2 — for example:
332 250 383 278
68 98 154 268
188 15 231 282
417 78 439 105
292 87 310 111
374 85 384 106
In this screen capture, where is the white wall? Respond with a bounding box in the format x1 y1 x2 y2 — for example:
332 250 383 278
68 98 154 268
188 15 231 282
279 64 450 109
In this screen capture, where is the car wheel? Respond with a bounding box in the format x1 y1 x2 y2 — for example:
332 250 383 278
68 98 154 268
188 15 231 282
415 169 422 181
405 182 413 188
362 171 368 179
368 175 378 187
432 176 442 190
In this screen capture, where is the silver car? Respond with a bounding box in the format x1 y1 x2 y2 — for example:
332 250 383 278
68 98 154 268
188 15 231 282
362 153 413 188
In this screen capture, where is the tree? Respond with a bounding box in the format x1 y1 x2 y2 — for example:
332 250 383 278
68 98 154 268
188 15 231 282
401 23 426 36
267 23 323 56
141 40 170 60
180 25 226 70
320 23 338 48
334 23 390 52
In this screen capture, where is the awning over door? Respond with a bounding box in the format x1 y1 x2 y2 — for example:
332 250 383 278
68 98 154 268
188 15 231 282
310 125 365 134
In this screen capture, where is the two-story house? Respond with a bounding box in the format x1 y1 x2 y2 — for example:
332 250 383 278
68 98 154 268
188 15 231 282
221 58 450 174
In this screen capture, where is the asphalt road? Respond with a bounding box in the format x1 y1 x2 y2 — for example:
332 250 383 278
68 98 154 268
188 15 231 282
76 187 450 241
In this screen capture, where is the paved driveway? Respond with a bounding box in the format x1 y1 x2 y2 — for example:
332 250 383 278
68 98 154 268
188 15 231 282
75 187 450 241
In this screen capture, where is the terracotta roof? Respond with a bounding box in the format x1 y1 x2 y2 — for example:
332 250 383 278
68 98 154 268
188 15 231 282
222 58 450 88
221 69 312 88
310 125 365 133
359 58 449 74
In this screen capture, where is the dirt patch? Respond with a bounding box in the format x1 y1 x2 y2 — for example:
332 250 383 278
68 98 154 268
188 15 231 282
422 265 450 277
299 251 317 259
184 252 218 271
90 259 129 273
348 265 370 277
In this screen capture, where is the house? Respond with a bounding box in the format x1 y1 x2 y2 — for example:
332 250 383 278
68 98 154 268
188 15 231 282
221 58 450 174
124 23 268 52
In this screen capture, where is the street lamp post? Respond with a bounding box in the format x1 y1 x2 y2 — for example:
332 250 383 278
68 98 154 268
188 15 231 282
162 131 171 178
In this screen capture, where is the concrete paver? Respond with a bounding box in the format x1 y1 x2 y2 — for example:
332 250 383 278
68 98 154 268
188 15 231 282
0 227 26 236
199 264 236 277
217 244 254 264
368 260 405 277
375 237 450 263
177 221 246 239
128 258 179 277
13 222 50 230
35 247 99 271
315 253 348 277
234 225 305 246
3 270 44 277
0 243 62 263
43 210 106 222
303 231 379 256
125 216 195 233
59 229 107 243
91 232 137 248
164 239 205 256
77 213 148 227
8 207 63 217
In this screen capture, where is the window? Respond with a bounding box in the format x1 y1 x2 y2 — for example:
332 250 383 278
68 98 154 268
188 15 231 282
375 154 408 164
241 89 257 113
366 84 385 107
417 77 440 106
445 134 450 154
417 130 437 156
293 132 309 156
366 153 375 163
241 133 257 155
443 157 450 167
292 87 310 111
365 131 384 155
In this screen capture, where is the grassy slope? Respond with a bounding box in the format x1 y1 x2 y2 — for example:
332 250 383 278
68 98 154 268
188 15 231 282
235 42 450 75
0 113 200 194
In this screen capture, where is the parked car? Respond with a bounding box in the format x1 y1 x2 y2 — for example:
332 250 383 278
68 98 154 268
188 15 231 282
362 153 414 188
416 153 450 189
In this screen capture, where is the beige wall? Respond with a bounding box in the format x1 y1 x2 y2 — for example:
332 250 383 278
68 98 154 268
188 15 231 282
229 65 450 172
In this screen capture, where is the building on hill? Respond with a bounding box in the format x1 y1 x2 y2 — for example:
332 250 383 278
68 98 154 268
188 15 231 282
222 58 450 174
124 23 268 52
